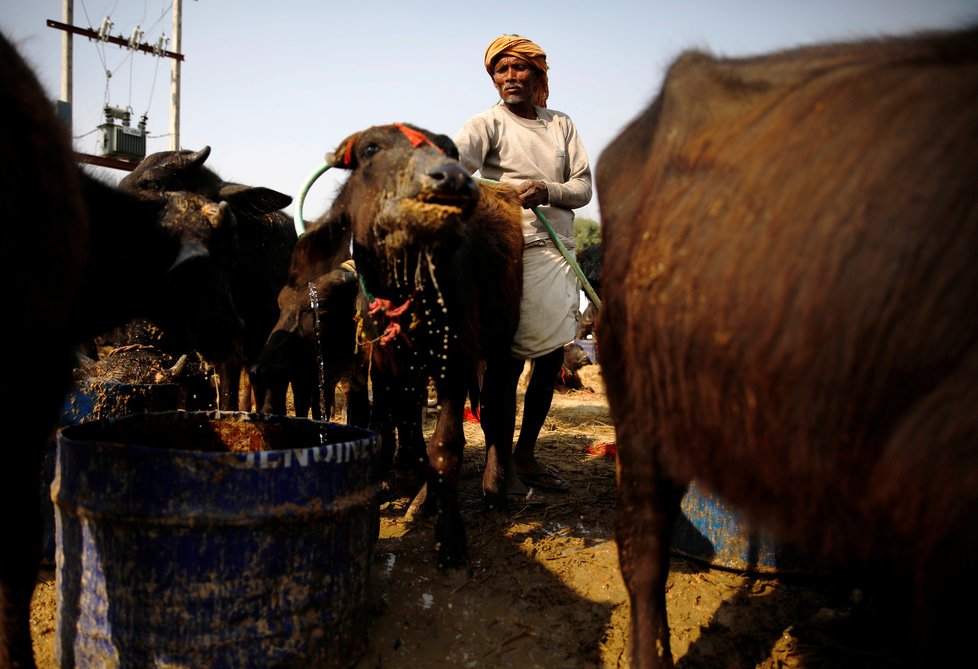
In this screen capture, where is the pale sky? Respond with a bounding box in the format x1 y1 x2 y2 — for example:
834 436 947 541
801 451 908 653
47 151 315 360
3 1 975 224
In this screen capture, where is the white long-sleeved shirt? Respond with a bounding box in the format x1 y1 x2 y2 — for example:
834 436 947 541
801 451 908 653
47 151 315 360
455 102 590 356
454 103 592 245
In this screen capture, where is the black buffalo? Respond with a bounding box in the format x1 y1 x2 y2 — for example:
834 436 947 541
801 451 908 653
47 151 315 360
575 243 601 339
1 31 243 668
118 146 298 410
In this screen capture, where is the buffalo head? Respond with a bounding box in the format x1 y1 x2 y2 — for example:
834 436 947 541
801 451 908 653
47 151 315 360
327 123 479 254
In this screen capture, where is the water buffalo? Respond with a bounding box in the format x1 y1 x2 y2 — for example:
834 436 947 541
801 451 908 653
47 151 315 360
575 243 601 340
1 31 242 669
118 146 298 410
575 242 601 299
596 27 978 668
313 123 524 568
249 216 370 426
555 342 592 392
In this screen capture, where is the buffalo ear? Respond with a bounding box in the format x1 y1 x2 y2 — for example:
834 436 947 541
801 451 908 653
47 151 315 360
324 151 342 168
328 132 360 170
400 123 458 159
217 183 292 216
429 133 460 160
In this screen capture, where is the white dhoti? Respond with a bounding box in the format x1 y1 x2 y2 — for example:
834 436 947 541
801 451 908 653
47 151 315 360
511 240 581 359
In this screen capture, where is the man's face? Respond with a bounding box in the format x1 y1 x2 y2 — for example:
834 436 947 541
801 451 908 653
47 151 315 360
492 55 537 105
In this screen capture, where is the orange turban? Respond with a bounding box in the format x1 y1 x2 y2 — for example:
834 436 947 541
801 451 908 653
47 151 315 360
484 34 549 108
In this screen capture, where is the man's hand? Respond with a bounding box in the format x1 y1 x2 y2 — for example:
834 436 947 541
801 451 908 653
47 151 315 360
516 180 549 209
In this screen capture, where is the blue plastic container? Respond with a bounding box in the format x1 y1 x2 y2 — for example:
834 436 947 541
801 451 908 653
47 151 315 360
41 382 180 564
671 480 816 575
53 410 380 669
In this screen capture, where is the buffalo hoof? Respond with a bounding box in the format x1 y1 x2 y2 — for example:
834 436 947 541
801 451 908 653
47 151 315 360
482 489 506 514
435 514 469 569
437 546 469 570
393 452 429 490
483 488 548 514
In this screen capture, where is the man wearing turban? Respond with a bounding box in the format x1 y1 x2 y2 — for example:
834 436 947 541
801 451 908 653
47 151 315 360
455 35 593 502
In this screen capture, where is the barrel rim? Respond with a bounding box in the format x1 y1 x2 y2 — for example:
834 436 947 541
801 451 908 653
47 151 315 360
56 409 377 461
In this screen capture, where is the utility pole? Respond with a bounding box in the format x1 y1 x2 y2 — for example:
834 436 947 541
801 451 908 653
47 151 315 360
170 0 182 150
48 1 185 170
59 0 72 129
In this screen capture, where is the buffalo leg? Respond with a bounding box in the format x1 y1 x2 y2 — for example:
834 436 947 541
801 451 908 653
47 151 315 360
427 388 468 569
372 372 428 487
216 362 235 411
478 356 524 510
290 360 317 419
392 386 429 486
1 445 43 669
368 368 398 478
344 353 371 428
615 430 686 669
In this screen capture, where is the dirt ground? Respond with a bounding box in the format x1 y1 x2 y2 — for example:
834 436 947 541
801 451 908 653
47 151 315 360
31 363 910 668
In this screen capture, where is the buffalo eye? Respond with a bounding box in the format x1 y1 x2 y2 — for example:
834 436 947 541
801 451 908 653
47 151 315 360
361 143 380 160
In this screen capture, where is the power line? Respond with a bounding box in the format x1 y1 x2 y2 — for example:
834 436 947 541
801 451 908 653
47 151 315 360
48 6 186 171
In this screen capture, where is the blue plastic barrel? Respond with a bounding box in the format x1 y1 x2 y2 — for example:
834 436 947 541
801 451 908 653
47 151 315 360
41 382 180 564
671 480 817 575
53 410 380 668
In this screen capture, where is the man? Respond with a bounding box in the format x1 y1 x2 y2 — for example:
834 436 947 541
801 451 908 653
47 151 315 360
455 34 592 502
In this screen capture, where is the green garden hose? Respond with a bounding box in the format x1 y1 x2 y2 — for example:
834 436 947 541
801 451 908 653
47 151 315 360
479 178 601 309
293 160 332 236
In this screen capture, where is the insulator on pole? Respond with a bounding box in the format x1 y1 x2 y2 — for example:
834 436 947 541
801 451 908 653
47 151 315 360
128 27 144 49
97 17 113 41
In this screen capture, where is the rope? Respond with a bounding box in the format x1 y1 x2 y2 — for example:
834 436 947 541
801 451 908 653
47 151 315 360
357 272 373 304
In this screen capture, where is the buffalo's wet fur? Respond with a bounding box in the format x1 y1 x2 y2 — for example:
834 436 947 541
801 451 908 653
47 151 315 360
1 30 243 669
316 123 523 569
73 344 189 386
596 26 978 669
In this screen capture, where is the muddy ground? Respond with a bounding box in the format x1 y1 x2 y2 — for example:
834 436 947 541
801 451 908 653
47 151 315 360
31 363 910 668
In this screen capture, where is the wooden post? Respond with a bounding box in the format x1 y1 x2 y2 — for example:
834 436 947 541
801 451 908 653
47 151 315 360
59 0 72 128
170 0 182 151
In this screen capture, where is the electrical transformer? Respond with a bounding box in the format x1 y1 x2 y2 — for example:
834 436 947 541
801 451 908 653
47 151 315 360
98 105 147 162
